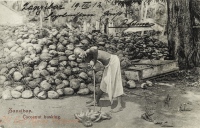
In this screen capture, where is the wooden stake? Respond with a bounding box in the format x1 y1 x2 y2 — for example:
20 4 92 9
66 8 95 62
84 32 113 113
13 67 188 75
93 69 96 111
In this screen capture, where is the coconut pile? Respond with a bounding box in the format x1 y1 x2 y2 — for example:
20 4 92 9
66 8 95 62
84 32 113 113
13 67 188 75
0 24 168 100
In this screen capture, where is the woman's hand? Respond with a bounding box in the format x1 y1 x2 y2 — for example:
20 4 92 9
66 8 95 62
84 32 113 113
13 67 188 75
89 60 96 70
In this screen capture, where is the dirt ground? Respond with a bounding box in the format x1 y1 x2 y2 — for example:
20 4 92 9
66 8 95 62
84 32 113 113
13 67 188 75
0 70 200 128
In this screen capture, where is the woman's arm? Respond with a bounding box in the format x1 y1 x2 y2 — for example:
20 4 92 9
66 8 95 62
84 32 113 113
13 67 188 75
85 46 98 67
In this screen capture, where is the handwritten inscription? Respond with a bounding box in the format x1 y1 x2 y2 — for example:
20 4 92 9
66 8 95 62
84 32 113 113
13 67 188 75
8 108 32 114
100 11 123 20
22 2 65 15
44 12 95 21
71 2 102 10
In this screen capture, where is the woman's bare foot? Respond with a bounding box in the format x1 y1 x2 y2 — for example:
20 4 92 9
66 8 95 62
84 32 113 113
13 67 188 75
86 100 98 107
110 106 124 113
86 99 94 104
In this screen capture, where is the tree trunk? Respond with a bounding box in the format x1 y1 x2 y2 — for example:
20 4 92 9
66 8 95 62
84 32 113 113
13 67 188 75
191 0 200 67
167 0 194 69
140 0 144 21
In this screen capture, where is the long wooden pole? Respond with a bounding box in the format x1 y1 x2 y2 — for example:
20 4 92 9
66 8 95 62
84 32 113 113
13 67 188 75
93 69 96 111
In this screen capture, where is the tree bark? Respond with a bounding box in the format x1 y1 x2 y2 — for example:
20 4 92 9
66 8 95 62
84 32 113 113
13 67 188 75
167 0 194 69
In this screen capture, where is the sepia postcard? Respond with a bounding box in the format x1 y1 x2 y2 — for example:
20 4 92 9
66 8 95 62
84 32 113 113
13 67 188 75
0 0 200 128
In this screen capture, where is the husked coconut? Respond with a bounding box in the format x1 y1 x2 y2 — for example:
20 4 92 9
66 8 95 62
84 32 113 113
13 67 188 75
146 80 153 87
40 80 51 91
57 89 64 96
2 89 12 100
40 70 50 76
63 88 74 95
21 67 33 77
70 79 80 89
62 80 70 87
68 55 76 61
13 72 23 81
60 61 67 66
59 56 68 61
48 91 59 99
55 79 62 85
79 72 88 80
56 83 67 90
80 83 87 89
0 68 8 74
33 87 40 96
0 75 6 85
38 61 48 70
32 70 40 78
141 83 147 89
14 85 24 92
72 67 80 74
77 88 90 95
37 91 47 100
49 59 59 66
47 67 57 74
65 50 73 56
11 90 22 99
69 61 78 67
127 80 136 89
22 90 33 99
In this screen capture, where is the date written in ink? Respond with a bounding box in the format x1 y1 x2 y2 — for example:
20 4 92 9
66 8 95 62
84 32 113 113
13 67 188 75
71 2 102 10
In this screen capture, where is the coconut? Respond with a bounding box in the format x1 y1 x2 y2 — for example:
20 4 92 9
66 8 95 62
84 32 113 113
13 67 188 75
48 91 59 99
62 80 70 87
127 80 136 89
34 87 41 96
68 55 76 61
0 75 7 85
65 50 73 56
40 70 50 76
22 90 33 99
40 53 52 61
13 72 23 81
72 67 80 74
63 88 74 95
70 79 81 89
21 67 33 77
56 83 67 90
47 67 57 74
57 44 65 52
49 59 59 66
32 70 40 78
87 83 100 92
59 56 68 61
69 61 78 67
0 68 8 74
141 83 147 89
79 72 88 80
60 61 67 66
66 44 74 50
14 85 24 92
80 83 87 89
38 61 48 70
49 45 57 50
55 79 62 85
37 91 47 100
77 88 90 95
56 89 64 96
11 90 22 99
2 89 12 100
146 80 153 87
40 80 51 91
